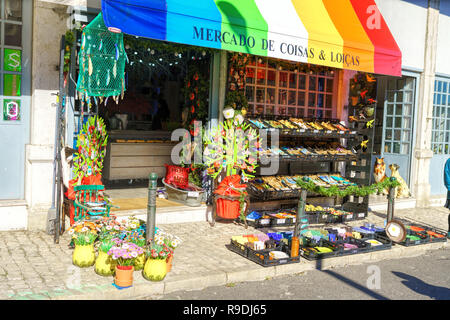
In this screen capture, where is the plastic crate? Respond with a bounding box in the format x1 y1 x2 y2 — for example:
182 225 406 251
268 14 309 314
420 226 448 243
228 240 300 267
299 238 340 260
334 237 371 256
246 242 300 267
358 233 393 252
353 211 368 220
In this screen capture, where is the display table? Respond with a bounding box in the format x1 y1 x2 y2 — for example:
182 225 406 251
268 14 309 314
103 130 177 181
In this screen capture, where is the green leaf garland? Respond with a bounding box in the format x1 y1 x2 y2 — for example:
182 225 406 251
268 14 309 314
295 177 400 198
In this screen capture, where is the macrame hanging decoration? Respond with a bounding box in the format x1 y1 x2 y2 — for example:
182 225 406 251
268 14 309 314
76 13 128 109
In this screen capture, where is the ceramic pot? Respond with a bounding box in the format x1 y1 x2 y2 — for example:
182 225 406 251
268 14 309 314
134 253 146 271
72 244 95 268
94 251 115 276
114 265 134 287
166 255 173 273
143 259 167 281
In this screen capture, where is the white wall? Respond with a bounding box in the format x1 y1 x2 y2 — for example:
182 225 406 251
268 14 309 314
436 2 450 76
375 0 428 71
25 1 71 230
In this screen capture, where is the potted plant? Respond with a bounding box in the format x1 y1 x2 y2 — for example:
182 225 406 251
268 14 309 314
68 221 99 267
95 237 115 276
203 109 258 220
127 235 147 271
142 241 172 282
108 239 144 288
156 230 182 272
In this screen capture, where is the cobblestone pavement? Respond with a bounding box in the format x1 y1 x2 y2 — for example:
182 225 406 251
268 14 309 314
0 206 448 300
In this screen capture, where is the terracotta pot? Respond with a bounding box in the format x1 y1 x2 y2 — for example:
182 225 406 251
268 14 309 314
166 255 173 273
114 265 134 287
142 259 167 281
94 251 115 276
72 244 95 268
216 198 241 219
134 253 146 271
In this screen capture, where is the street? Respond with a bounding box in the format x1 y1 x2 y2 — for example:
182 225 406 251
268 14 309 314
145 247 450 300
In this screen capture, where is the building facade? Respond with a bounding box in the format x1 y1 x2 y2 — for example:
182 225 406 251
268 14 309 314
0 0 449 231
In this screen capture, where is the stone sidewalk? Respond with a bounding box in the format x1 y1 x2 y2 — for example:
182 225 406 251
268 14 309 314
0 206 448 300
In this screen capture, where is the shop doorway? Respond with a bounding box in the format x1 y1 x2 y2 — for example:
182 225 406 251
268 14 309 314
375 76 416 186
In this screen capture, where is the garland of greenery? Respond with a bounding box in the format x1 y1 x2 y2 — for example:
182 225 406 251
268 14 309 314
295 177 400 198
183 64 209 128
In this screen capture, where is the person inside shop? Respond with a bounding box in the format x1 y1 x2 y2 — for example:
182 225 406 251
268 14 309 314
443 157 450 238
150 92 170 130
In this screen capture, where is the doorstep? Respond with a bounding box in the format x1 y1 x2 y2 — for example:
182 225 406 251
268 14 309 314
113 204 210 224
368 195 416 212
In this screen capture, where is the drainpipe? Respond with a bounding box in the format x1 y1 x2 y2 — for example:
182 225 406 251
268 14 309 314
412 0 440 208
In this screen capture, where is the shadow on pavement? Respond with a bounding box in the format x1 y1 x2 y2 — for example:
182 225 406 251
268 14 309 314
392 271 450 300
315 258 390 300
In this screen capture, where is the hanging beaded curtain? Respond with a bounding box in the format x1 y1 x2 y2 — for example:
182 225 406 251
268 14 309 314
76 13 127 108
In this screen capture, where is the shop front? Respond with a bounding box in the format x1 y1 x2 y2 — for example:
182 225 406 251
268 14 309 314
86 0 402 216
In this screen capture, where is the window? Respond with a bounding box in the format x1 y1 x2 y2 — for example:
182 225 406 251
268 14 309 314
245 57 336 118
431 78 450 154
383 77 415 155
1 0 23 122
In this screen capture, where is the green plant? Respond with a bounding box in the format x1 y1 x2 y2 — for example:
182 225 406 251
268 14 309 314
72 116 108 183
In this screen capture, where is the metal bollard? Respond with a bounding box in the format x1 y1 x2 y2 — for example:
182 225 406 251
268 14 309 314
294 189 308 239
146 172 158 244
387 180 396 223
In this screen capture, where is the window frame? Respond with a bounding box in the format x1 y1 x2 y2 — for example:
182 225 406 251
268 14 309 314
244 57 338 119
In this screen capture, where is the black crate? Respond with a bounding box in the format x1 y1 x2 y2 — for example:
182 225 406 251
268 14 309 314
358 233 393 252
419 226 448 243
299 238 340 260
333 237 371 256
244 217 272 228
246 242 300 267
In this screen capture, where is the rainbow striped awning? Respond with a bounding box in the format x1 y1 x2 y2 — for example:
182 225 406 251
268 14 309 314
101 0 402 76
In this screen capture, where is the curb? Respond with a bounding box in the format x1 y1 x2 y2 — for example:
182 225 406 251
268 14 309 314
10 240 449 300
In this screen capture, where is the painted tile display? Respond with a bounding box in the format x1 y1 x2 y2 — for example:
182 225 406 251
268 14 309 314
4 49 21 72
4 74 21 96
3 99 20 121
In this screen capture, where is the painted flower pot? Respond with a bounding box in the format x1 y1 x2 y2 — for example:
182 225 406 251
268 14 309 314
114 265 134 287
94 251 115 276
72 244 95 268
166 255 173 273
134 253 146 271
216 198 241 219
143 259 167 282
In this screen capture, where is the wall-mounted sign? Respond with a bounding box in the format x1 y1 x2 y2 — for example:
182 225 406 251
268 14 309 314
3 99 21 121
4 49 21 72
4 74 21 96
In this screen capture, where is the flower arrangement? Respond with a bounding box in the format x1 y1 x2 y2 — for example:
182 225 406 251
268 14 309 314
95 216 123 241
68 220 99 245
155 230 182 252
203 110 259 181
72 116 108 183
146 242 173 260
107 239 144 266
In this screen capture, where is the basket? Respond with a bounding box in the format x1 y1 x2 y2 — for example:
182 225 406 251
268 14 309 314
162 178 205 207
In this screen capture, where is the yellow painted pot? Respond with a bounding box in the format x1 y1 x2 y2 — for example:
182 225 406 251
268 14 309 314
95 251 115 276
134 253 146 271
72 244 95 268
142 259 167 282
